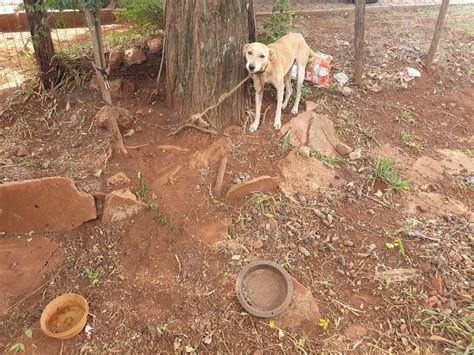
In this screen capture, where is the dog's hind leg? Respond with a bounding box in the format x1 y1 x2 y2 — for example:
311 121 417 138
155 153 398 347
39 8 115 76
282 70 293 110
291 64 305 115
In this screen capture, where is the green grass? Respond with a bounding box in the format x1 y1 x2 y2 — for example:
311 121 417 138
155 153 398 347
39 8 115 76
373 158 410 194
85 267 101 285
153 213 181 235
396 110 412 123
252 193 280 215
400 130 423 151
281 128 292 155
138 176 158 210
311 150 344 167
335 112 358 135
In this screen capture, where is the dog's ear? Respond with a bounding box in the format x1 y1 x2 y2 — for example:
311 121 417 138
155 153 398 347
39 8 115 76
242 43 250 55
269 49 276 62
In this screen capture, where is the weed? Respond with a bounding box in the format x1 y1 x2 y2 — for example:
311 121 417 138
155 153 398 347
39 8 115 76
396 110 412 123
252 193 280 214
311 150 344 167
114 0 164 35
281 128 292 155
158 320 174 335
318 318 330 330
153 213 181 235
258 0 301 44
282 254 292 269
400 131 423 151
384 277 392 289
335 112 358 135
373 158 410 194
223 271 230 279
9 329 33 353
236 213 251 226
138 175 158 210
386 238 406 256
85 267 101 285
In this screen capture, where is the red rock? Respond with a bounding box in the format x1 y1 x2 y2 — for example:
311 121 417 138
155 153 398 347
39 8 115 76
16 147 30 157
275 278 321 336
108 49 124 71
308 113 340 156
431 277 443 294
335 142 353 156
147 37 163 54
304 100 317 112
109 78 135 98
106 172 131 187
226 176 279 201
279 111 311 147
102 189 146 224
95 106 134 131
0 177 96 232
124 47 146 65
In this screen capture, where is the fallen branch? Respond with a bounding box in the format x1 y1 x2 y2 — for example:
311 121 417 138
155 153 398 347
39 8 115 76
213 154 228 197
168 123 218 136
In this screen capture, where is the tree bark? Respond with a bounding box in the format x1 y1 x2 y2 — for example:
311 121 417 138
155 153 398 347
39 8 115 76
354 0 366 86
24 0 56 89
425 0 450 70
83 6 127 156
165 1 251 129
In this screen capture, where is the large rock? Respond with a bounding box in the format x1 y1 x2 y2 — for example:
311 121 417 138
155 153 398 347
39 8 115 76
226 176 279 201
275 278 321 336
124 48 146 65
0 177 96 233
102 189 147 224
279 111 312 147
108 49 124 71
95 106 134 131
147 37 163 54
308 114 340 156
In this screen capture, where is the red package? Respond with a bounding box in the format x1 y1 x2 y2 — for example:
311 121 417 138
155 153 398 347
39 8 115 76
305 53 333 87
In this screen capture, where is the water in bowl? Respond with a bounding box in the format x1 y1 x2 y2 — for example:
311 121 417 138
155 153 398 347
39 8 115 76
48 304 85 333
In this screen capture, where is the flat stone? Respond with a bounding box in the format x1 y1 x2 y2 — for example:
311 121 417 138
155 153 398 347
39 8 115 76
95 105 134 131
0 177 97 232
102 189 147 224
336 142 352 156
308 113 340 156
349 148 362 161
124 47 146 65
106 172 131 188
108 49 124 71
226 176 279 201
275 278 321 336
304 100 317 112
342 86 353 97
147 37 163 54
279 111 312 147
0 235 63 314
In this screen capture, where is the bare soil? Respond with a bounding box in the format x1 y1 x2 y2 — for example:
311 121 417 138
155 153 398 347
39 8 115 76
1 6 473 354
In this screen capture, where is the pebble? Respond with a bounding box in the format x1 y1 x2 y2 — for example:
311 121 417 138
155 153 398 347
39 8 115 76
327 214 333 224
265 223 271 231
253 240 264 250
231 255 241 261
298 246 311 257
342 86 353 97
343 240 354 247
41 160 51 169
298 146 311 157
349 148 362 161
314 209 326 220
337 255 346 267
368 209 375 215
296 192 307 206
368 243 377 252
448 250 463 263
93 169 103 177
328 289 337 297
233 177 242 184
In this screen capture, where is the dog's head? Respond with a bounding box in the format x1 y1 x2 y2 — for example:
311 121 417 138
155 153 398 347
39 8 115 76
243 42 275 74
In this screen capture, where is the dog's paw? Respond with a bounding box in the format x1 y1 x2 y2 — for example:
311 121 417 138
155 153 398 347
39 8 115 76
291 106 299 115
249 121 259 132
274 120 282 130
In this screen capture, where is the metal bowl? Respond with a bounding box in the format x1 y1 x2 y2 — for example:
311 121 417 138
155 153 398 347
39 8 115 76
236 260 293 317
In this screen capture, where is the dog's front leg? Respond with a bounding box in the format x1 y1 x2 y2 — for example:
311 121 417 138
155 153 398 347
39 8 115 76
249 78 263 132
274 82 284 130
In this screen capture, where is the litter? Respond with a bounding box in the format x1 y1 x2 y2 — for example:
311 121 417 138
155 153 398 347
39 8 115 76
334 72 349 86
408 230 441 242
292 52 333 87
400 67 421 81
457 176 474 185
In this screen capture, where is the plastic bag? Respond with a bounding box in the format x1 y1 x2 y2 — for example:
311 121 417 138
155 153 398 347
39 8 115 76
306 52 333 87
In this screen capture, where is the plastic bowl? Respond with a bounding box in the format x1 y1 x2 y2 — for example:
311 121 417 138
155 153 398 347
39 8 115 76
236 260 293 317
40 293 89 340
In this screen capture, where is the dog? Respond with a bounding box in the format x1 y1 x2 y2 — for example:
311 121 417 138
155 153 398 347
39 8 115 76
243 33 316 132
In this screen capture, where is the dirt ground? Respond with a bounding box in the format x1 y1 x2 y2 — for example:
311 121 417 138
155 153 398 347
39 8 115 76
1 6 473 354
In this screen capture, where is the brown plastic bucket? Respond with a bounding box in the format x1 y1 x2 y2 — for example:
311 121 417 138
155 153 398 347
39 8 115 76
40 293 89 340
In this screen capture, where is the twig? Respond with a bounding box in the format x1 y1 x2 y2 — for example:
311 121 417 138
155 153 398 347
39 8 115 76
156 145 190 152
175 254 182 277
213 154 228 197
428 335 463 349
125 143 150 149
168 123 218 136
332 300 365 315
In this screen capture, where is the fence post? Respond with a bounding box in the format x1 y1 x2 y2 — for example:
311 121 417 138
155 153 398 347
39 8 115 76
354 0 366 86
425 0 450 70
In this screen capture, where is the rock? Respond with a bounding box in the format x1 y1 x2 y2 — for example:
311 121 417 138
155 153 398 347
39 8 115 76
147 37 163 54
107 172 131 187
226 176 279 201
335 142 352 156
296 192 306 206
349 148 362 161
314 209 326 220
368 243 377 251
108 49 124 71
16 147 30 157
426 295 441 308
279 111 312 147
431 277 443 294
337 255 346 267
275 278 321 336
102 188 147 224
41 160 51 169
448 250 463 263
253 240 264 250
342 86 353 97
124 47 146 65
327 214 333 224
304 100 317 112
298 246 310 257
0 177 97 232
109 78 135 98
297 146 311 157
308 113 340 156
95 106 134 131
343 240 354 247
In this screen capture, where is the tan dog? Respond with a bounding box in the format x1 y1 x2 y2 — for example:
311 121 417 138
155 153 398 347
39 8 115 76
243 33 316 132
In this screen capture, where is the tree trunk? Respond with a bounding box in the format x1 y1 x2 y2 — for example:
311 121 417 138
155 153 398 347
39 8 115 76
354 0 366 86
24 0 56 89
165 1 251 129
83 6 127 156
425 0 450 70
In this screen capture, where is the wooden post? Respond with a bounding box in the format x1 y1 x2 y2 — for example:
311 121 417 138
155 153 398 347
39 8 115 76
425 0 450 70
82 6 127 156
248 0 257 42
354 0 366 86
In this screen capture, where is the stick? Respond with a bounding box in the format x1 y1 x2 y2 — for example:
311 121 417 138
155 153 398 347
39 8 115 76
168 123 218 136
426 0 450 70
213 155 228 197
126 144 150 149
156 145 190 152
354 0 366 86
